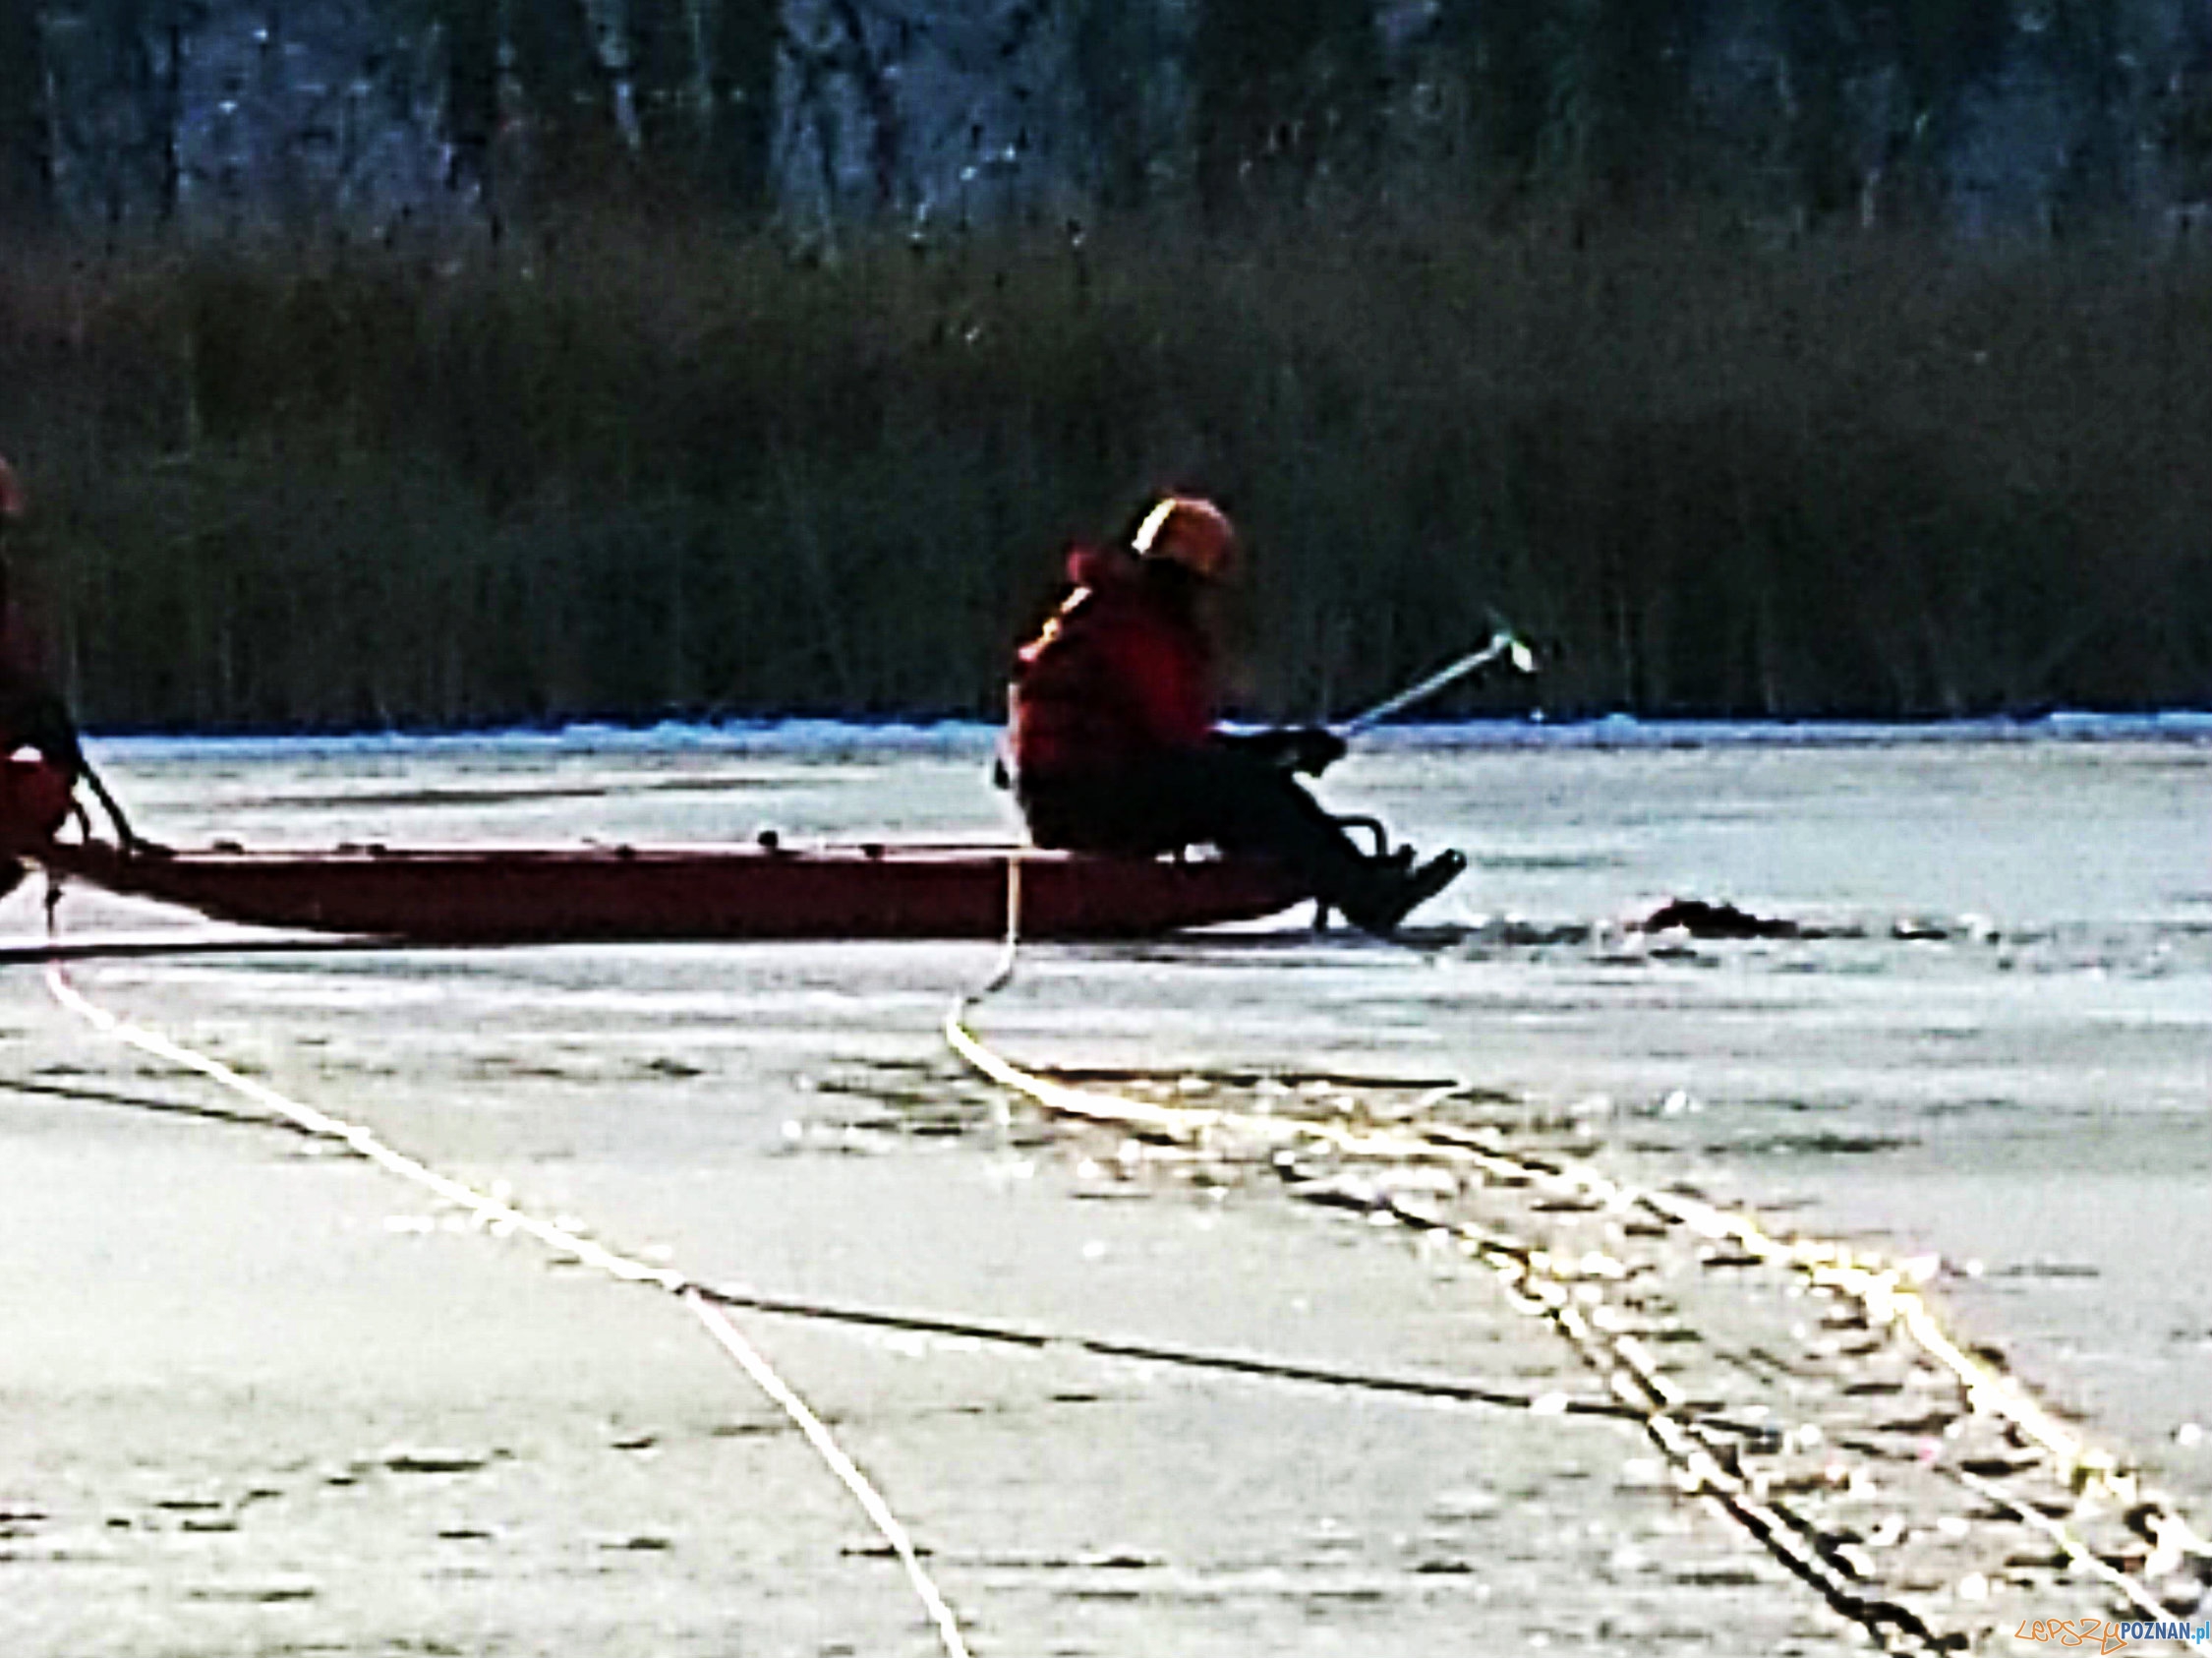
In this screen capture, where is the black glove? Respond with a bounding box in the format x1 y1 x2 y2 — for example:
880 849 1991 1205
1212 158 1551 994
1226 725 1346 775
1284 726 1347 775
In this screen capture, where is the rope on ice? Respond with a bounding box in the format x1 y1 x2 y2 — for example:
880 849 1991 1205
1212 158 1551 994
942 916 2210 1652
41 953 975 1658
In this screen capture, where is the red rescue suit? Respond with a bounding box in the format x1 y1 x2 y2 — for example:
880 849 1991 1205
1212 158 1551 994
0 600 76 849
1002 513 1465 933
1009 546 1215 781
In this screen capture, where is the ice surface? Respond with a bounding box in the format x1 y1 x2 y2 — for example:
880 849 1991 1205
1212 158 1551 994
2 724 2205 1655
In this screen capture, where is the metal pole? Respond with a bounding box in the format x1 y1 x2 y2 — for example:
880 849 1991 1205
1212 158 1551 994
1340 625 1538 735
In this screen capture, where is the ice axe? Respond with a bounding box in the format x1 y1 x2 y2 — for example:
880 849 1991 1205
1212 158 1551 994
1339 614 1539 736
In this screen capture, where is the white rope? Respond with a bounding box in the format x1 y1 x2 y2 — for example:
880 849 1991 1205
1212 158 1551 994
684 1292 971 1657
42 959 974 1658
940 810 2206 1642
944 997 2210 1650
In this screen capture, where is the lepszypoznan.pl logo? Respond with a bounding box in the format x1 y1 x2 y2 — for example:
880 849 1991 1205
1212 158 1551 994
2013 1618 2212 1653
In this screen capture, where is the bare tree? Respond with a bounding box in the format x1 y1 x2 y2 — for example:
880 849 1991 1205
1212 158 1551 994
436 0 497 202
1066 0 1173 209
1855 0 2016 225
704 0 779 216
506 0 618 197
629 0 700 165
822 0 904 211
52 0 190 228
0 0 55 227
1191 0 1381 215
1428 0 1553 189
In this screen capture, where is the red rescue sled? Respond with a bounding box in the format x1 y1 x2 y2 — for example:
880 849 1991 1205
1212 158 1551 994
25 838 1308 944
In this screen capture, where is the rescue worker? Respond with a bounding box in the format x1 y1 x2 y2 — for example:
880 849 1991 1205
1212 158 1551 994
1008 494 1465 937
0 454 134 885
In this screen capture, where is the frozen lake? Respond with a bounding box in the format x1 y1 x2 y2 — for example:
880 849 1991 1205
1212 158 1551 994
3 721 2206 1654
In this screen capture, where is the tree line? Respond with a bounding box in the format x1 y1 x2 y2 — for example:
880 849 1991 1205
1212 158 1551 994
0 3 2208 731
3 2 2209 234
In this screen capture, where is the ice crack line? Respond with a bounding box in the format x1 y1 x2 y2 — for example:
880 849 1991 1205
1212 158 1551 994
41 958 973 1658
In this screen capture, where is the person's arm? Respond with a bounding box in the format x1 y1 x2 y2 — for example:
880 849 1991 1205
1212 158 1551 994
5 684 85 776
0 678 149 849
0 600 80 771
1213 726 1347 775
1103 622 1216 752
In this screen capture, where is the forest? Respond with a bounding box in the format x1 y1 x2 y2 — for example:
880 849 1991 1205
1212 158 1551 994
1 0 2209 728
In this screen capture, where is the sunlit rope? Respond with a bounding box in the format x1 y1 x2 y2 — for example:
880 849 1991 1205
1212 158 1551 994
685 1294 969 1658
9 917 1670 1399
946 994 1946 1654
41 956 974 1658
943 913 2210 1651
35 860 2204 1647
953 1007 2209 1541
1950 1464 2193 1631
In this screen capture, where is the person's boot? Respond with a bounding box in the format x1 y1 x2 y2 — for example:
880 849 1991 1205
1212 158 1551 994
1340 849 1467 937
1392 849 1467 925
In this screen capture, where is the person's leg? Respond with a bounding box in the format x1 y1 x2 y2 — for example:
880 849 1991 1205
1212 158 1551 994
1145 748 1375 886
1020 755 1346 863
1019 753 1463 933
1017 773 1188 857
1123 750 1462 933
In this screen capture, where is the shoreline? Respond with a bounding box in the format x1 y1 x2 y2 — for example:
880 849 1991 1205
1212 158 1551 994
77 709 2212 760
